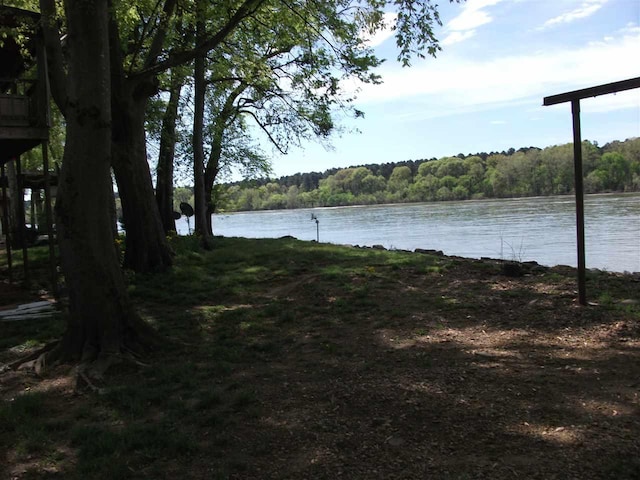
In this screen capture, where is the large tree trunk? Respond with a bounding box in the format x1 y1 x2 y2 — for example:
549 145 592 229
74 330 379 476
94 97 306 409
155 70 183 234
110 87 174 271
52 0 153 363
107 8 173 272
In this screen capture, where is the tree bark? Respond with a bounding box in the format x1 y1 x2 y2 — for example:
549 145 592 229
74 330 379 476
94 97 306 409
204 132 222 236
52 0 153 362
192 9 214 248
108 11 173 272
203 84 244 236
5 159 24 249
155 70 183 234
110 86 174 271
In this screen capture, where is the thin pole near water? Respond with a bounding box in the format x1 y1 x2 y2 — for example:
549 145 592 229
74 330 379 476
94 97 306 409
571 99 587 306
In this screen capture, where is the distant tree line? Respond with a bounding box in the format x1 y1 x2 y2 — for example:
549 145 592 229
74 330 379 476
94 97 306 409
213 138 640 211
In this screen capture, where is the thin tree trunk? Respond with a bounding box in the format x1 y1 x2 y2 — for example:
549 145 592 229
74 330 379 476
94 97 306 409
204 136 222 236
203 85 244 236
52 0 153 363
192 8 214 248
5 159 24 249
156 70 183 234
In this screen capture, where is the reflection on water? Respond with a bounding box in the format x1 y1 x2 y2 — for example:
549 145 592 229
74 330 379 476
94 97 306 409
176 193 640 272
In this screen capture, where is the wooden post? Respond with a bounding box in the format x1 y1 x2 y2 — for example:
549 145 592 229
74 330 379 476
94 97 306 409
571 99 587 305
543 77 640 306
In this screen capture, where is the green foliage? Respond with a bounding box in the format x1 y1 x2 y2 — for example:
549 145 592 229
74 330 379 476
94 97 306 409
150 0 455 214
218 138 640 211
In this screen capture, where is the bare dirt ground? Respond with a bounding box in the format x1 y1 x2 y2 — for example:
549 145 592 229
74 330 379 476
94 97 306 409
206 260 640 479
1 240 639 479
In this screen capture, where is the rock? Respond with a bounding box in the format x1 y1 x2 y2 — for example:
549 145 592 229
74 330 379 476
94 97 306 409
387 436 405 447
503 262 524 277
620 299 639 305
415 248 444 256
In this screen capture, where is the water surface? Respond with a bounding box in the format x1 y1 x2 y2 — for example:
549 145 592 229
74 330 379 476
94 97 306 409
177 193 640 272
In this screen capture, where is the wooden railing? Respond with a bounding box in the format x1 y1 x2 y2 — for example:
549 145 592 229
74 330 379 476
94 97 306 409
0 78 46 129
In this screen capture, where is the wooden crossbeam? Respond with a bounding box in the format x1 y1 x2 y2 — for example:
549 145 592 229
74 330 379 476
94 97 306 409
544 77 640 106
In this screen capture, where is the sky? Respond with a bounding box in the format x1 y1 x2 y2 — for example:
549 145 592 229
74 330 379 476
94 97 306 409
265 0 640 178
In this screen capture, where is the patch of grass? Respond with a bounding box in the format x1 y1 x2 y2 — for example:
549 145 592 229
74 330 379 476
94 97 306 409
100 384 155 418
4 235 640 479
543 272 566 283
193 387 224 411
0 392 62 460
597 291 615 308
71 421 198 478
0 315 65 353
0 392 47 432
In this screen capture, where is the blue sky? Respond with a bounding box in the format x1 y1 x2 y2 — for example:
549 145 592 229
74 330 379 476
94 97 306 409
267 0 640 178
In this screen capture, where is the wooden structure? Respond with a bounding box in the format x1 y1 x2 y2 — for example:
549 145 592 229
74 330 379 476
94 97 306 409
543 76 640 305
0 6 57 292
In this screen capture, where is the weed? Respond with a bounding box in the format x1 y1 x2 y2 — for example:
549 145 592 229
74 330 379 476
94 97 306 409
597 292 615 307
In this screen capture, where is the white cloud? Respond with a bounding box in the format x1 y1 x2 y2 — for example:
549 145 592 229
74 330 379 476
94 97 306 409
442 30 477 46
353 27 640 119
580 89 640 114
442 0 503 45
361 12 398 47
541 0 608 29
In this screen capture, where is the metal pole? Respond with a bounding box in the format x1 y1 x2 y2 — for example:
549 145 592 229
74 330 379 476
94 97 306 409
16 156 29 284
571 99 587 305
316 220 319 242
1 163 13 283
42 142 58 297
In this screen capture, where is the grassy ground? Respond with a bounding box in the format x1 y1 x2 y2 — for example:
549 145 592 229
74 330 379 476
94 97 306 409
1 236 639 479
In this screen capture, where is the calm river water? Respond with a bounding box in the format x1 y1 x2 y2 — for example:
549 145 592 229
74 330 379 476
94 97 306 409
177 193 640 273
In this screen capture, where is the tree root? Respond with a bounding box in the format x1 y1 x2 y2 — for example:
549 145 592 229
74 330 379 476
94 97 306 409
0 341 59 373
72 350 150 394
1 337 153 397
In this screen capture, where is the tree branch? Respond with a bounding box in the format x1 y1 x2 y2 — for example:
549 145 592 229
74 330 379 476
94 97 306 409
39 0 68 115
242 110 287 155
132 0 266 80
127 0 163 73
143 0 178 70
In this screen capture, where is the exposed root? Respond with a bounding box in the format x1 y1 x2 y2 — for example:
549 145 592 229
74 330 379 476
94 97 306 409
71 349 152 394
0 341 59 373
74 365 107 394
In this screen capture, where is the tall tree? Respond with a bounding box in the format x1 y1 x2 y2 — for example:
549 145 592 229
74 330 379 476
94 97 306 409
154 69 185 234
192 0 447 235
107 0 266 271
31 0 457 367
39 0 154 365
192 0 214 246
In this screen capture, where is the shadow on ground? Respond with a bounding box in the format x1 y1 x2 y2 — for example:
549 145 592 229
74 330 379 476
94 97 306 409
1 237 639 479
